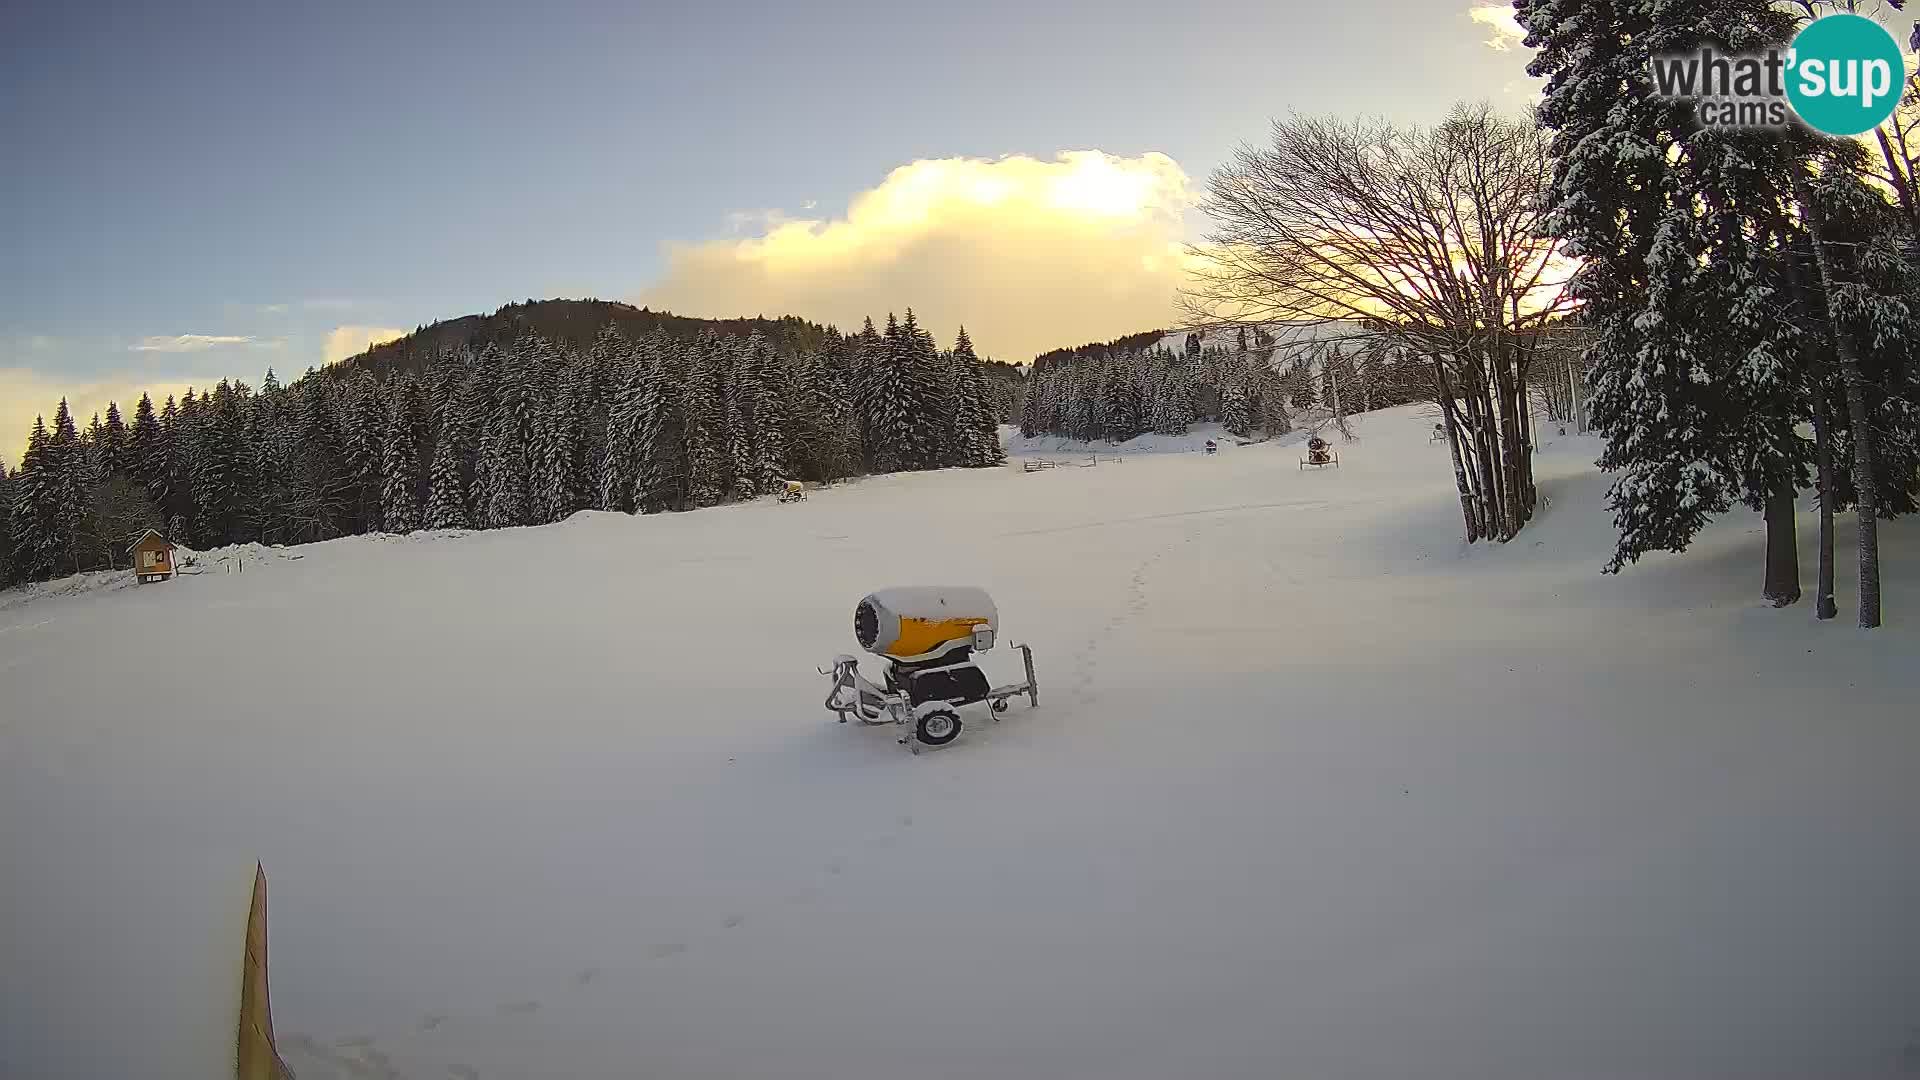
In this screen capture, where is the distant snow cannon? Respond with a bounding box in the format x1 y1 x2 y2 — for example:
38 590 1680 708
824 587 1038 752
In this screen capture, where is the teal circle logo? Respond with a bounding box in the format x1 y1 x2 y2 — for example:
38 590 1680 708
1787 14 1905 136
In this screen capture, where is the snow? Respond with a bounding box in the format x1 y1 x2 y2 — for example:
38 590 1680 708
4 404 1918 1080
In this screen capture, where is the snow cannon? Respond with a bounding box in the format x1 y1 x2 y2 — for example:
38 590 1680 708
855 586 998 661
823 587 1038 753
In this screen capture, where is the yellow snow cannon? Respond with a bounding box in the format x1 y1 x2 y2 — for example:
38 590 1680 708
823 587 1039 752
856 586 997 661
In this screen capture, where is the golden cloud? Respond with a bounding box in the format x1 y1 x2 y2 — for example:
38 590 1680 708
322 325 408 366
1469 5 1526 51
640 151 1195 361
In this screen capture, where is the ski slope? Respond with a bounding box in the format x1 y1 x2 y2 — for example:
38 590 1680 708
4 405 1917 1080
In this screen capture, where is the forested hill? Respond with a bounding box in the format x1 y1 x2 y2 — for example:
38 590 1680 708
1030 328 1168 368
340 299 838 381
0 304 1021 589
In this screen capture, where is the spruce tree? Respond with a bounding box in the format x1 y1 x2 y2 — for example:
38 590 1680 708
721 336 754 498
949 328 1004 466
1221 374 1254 440
162 390 201 539
866 314 915 471
600 339 647 514
474 340 548 528
633 333 689 512
101 402 127 477
682 331 729 507
901 310 946 468
1019 366 1043 438
337 370 384 533
529 381 581 524
190 380 245 547
852 317 885 469
1257 364 1292 438
9 419 59 581
1153 354 1194 436
425 426 470 530
381 378 425 534
572 329 618 509
243 383 288 545
48 401 88 575
288 379 349 542
129 393 160 496
1521 0 1815 585
0 463 12 586
741 331 791 491
463 346 505 525
791 348 854 481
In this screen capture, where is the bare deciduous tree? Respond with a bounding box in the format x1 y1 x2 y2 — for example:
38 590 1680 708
1184 103 1574 541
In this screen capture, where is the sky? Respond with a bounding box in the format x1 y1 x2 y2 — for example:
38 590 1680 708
0 0 1532 463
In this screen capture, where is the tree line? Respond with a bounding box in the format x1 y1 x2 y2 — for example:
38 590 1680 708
1019 326 1430 445
0 311 1007 586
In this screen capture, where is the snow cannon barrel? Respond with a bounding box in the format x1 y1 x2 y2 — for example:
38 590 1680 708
854 587 999 661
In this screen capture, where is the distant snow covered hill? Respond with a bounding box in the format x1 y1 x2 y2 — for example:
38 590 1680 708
3 404 1916 1080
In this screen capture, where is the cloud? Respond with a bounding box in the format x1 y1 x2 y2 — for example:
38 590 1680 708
258 303 290 314
1 367 202 467
1469 5 1526 51
639 150 1195 361
322 325 408 366
129 334 260 353
302 298 357 312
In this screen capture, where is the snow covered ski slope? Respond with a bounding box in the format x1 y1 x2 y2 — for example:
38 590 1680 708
3 405 1917 1080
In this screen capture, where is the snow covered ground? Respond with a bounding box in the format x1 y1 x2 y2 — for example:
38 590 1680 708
4 405 1917 1080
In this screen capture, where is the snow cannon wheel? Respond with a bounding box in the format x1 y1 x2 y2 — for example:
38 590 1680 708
916 707 962 747
991 698 1009 715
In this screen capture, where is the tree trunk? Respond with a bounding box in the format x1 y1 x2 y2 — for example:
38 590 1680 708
1509 360 1536 524
1837 356 1883 628
1567 355 1586 433
1435 363 1481 542
1763 480 1801 607
1796 171 1884 628
1812 387 1839 621
1477 375 1511 540
1461 368 1504 539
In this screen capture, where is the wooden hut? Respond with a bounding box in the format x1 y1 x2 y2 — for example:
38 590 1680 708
129 529 176 583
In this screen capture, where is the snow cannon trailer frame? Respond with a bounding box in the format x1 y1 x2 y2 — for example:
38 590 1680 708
821 588 1039 753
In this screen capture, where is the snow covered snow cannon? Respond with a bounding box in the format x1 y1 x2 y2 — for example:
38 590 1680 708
821 586 1039 752
1300 435 1339 470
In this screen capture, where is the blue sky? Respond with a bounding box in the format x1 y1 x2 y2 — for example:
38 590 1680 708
1 0 1531 456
